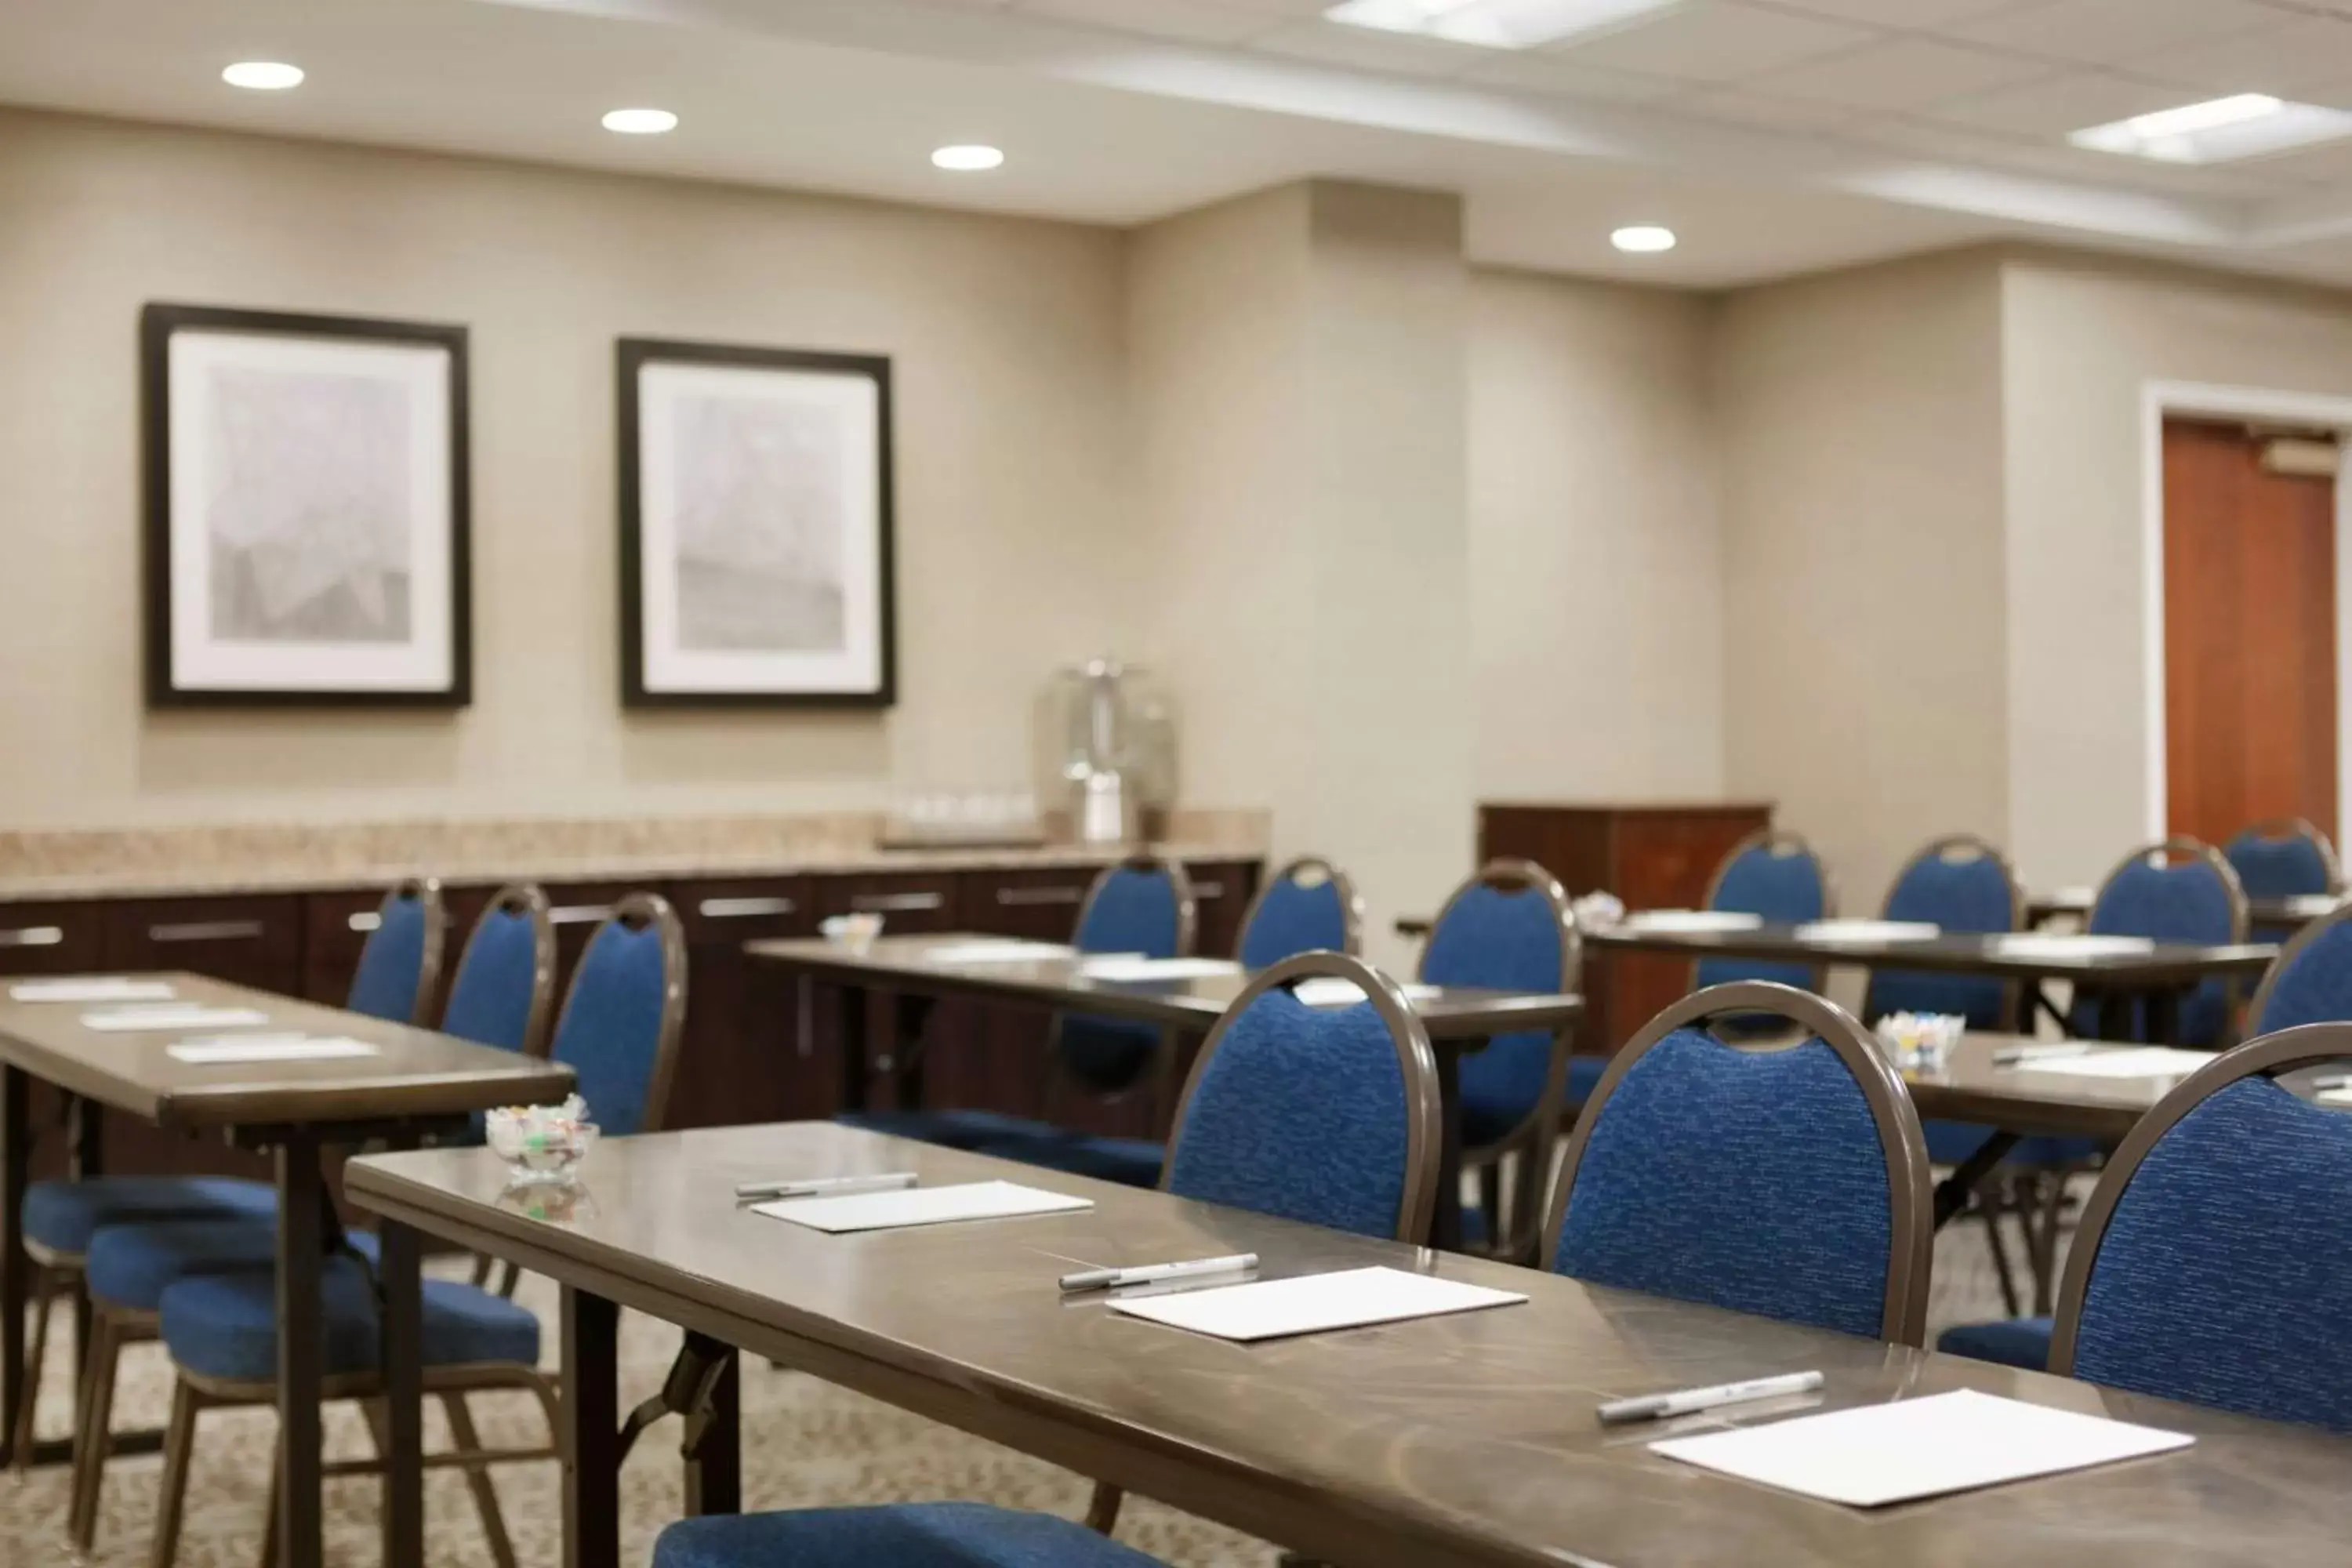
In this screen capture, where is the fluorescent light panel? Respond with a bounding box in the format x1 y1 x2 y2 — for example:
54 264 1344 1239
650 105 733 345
2070 93 2352 164
1323 0 1681 51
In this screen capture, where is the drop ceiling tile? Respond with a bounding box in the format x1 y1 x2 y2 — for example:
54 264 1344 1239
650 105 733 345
1250 20 1489 76
1953 0 2287 67
1541 2 1878 84
1926 69 2201 137
1012 0 1276 45
1666 85 1866 132
1459 52 1688 103
2128 16 2352 97
1756 36 2053 110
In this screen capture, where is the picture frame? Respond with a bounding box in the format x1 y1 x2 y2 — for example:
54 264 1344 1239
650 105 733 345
618 337 895 707
141 303 471 707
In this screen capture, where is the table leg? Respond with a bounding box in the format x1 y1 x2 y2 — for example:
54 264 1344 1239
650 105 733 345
893 993 935 1109
67 1095 100 1385
683 1341 739 1517
379 1216 423 1568
274 1132 326 1568
2148 986 2183 1047
561 1287 622 1568
1 1065 26 1470
837 982 870 1114
1430 1042 1465 1251
2093 988 2132 1041
1931 1130 2020 1229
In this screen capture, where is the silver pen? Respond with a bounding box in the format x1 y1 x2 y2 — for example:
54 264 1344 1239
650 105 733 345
735 1171 917 1202
1992 1044 2092 1066
1058 1253 1258 1292
1596 1370 1824 1426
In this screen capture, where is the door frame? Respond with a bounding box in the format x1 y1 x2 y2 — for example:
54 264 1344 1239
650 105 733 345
2140 380 2352 842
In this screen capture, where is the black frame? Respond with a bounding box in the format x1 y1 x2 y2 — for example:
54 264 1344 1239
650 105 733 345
616 336 896 709
140 303 473 708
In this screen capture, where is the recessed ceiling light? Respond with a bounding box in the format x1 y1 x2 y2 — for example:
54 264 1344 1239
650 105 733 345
601 107 678 136
1323 0 1679 50
1611 224 1676 254
221 61 303 91
931 144 1005 172
2071 93 2352 164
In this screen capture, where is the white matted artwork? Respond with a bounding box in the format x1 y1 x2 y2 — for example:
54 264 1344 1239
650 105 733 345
141 303 470 705
619 339 895 706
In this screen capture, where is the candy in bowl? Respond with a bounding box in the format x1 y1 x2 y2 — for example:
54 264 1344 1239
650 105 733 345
486 1094 598 1185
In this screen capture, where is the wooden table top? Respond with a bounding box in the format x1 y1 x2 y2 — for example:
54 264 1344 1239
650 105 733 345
1901 1033 2350 1141
1583 921 2278 982
2028 889 2333 927
745 933 1584 1040
0 973 574 1129
347 1125 2352 1568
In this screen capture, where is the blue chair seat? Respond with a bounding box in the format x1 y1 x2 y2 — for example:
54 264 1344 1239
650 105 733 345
835 1108 1059 1151
973 1133 1163 1189
1936 1316 2054 1370
653 1502 1163 1568
159 1253 538 1384
23 1175 276 1256
88 1218 380 1311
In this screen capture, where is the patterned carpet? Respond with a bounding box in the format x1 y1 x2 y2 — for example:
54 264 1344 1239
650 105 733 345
0 1206 2046 1568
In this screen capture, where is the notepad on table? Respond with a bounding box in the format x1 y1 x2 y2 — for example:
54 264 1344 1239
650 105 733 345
1080 956 1243 982
1793 920 1940 945
2317 1086 2352 1108
1107 1265 1526 1342
166 1034 379 1065
752 1180 1091 1233
82 1005 271 1033
1650 1389 2191 1508
2283 894 2341 920
1616 910 1765 935
2013 1046 2214 1079
11 978 177 1004
1290 977 1442 1007
924 940 1076 964
1991 934 2156 960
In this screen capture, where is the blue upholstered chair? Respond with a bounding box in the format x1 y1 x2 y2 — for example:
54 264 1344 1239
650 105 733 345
1542 982 1933 1345
132 894 678 1568
2068 837 2246 1047
1418 859 1582 1261
441 883 558 1057
2227 818 2342 943
848 857 1195 1181
1236 855 1361 968
1945 1023 2352 1426
1697 829 1833 993
10 878 443 1494
2247 899 2352 1034
654 951 1440 1568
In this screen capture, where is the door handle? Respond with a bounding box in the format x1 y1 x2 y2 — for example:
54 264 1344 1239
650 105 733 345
851 891 945 914
994 887 1083 907
1192 881 1225 900
347 910 383 933
0 925 64 949
697 896 798 920
549 905 613 927
148 920 265 944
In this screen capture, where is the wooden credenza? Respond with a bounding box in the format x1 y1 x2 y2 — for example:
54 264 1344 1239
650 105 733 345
1478 801 1772 1054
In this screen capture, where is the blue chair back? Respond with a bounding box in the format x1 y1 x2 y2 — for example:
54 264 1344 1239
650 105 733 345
344 879 445 1025
1059 858 1194 1094
1163 954 1439 1242
1417 861 1575 1148
441 885 557 1054
2249 902 2352 1033
1866 835 2019 1028
1237 857 1359 969
2224 819 2338 901
1697 831 1830 992
2053 1024 2352 1432
2073 838 2245 1045
547 893 686 1137
1544 982 1930 1344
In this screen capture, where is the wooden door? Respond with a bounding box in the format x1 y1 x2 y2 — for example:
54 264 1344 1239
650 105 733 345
2162 419 2339 846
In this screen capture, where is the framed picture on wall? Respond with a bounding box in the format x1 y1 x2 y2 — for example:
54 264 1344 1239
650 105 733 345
141 303 471 706
618 337 895 707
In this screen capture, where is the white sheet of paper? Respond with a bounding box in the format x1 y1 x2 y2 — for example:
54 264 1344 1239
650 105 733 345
81 1005 271 1033
1793 920 1940 944
2282 894 2340 919
2049 886 2096 906
1080 956 1244 982
10 978 176 1004
923 941 1077 964
1650 1389 2192 1508
166 1035 379 1065
2016 1046 2215 1079
1290 978 1442 1007
1617 910 1765 935
2316 1086 2352 1108
1991 934 2156 960
1107 1265 1526 1342
752 1180 1091 1233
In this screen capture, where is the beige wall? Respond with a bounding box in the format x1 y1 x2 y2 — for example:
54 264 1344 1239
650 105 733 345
2001 254 2352 887
0 108 1134 829
1467 269 1723 801
1715 250 2009 918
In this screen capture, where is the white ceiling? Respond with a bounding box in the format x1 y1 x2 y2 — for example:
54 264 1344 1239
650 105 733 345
5 0 2352 288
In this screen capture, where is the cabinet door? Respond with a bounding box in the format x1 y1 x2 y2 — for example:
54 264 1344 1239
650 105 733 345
0 902 112 1181
303 887 391 1007
966 867 1093 941
1182 860 1261 960
953 869 1099 1119
667 877 815 1129
811 873 963 1113
103 895 304 996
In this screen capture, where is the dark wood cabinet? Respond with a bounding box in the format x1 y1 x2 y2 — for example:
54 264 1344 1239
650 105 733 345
301 887 389 1006
1478 802 1772 1054
1182 859 1259 959
666 877 815 1130
102 894 303 997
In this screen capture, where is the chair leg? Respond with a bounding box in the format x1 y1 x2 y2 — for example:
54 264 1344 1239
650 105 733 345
441 1390 521 1568
494 1260 522 1299
9 1263 56 1469
1474 1163 1503 1256
1978 1196 2024 1320
149 1378 201 1568
67 1309 123 1549
1084 1482 1124 1534
2028 1171 2071 1316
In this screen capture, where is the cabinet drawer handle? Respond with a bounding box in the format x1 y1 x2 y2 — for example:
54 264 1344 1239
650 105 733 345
0 925 65 949
698 896 797 920
995 887 1083 907
149 920 265 944
1192 881 1225 900
348 911 383 934
550 905 613 927
852 891 944 913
